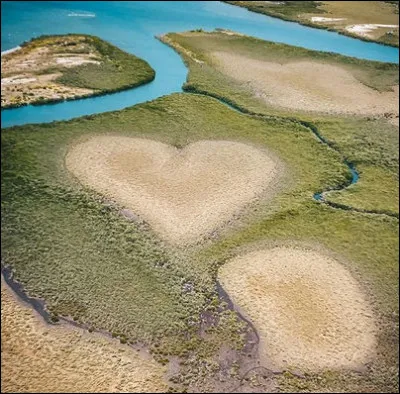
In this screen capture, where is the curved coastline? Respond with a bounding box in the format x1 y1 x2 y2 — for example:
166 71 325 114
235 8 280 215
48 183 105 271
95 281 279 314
1 46 21 56
222 1 400 48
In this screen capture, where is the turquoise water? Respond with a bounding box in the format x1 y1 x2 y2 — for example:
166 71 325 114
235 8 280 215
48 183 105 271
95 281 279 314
1 1 399 128
314 162 359 201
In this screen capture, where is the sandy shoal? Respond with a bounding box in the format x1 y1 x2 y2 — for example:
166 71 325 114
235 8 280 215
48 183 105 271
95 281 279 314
211 51 399 116
218 247 376 371
66 137 279 245
1 278 167 393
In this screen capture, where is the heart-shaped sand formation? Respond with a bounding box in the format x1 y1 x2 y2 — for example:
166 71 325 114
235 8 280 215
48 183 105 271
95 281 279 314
219 247 376 371
66 136 278 244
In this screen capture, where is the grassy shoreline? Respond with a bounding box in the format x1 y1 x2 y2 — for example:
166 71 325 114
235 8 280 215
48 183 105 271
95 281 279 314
223 1 399 48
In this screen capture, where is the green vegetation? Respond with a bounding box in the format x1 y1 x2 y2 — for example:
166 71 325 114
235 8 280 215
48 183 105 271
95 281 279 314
162 31 398 216
1 93 350 334
2 30 398 392
0 92 357 388
326 165 399 212
2 91 398 391
53 34 155 91
161 31 397 391
313 117 399 213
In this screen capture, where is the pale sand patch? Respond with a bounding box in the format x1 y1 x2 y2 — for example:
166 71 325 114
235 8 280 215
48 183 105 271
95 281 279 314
1 36 100 107
211 51 399 116
217 29 245 37
1 279 167 393
346 23 399 37
1 75 37 85
66 137 278 245
311 17 346 22
56 56 100 66
218 247 376 371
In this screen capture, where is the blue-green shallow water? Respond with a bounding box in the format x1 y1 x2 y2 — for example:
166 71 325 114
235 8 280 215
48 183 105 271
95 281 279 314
1 1 399 128
314 162 359 201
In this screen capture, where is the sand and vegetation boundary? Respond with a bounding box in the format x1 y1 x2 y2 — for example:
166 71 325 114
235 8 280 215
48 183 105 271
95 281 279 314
160 30 399 217
224 1 399 47
1 277 168 393
65 137 280 245
218 246 377 371
1 30 398 393
160 31 396 391
2 91 398 392
1 34 155 108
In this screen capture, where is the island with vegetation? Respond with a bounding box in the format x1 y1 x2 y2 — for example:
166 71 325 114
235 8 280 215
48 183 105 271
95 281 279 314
1 34 155 108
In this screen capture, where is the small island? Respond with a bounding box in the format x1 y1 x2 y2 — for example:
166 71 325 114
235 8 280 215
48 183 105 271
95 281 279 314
1 34 155 108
